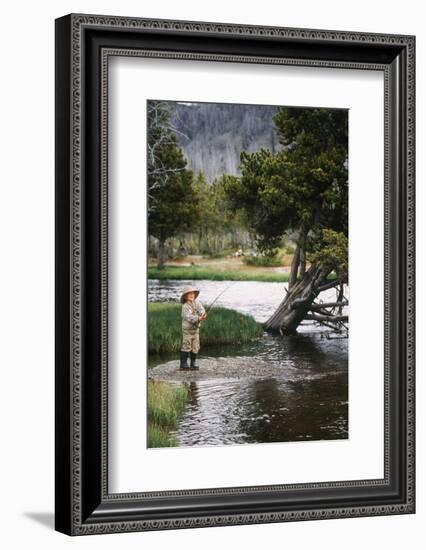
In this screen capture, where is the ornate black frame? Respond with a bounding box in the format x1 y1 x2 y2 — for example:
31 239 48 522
55 13 415 535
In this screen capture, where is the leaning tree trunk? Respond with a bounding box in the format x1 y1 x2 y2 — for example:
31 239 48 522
264 265 325 334
264 263 348 335
288 242 301 290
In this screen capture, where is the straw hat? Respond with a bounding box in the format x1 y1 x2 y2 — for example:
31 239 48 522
180 285 200 303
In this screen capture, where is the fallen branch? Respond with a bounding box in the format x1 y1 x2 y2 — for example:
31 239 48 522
312 308 333 317
317 279 341 293
305 313 348 323
310 301 348 310
307 319 343 331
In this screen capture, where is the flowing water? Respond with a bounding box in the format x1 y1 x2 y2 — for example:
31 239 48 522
149 279 348 447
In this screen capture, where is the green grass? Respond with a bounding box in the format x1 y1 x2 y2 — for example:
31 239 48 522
148 302 264 354
148 266 290 282
147 380 188 448
148 266 337 282
148 425 178 448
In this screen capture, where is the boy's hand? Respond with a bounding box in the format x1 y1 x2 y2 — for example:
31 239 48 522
199 313 207 321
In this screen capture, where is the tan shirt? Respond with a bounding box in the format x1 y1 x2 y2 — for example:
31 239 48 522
181 299 206 331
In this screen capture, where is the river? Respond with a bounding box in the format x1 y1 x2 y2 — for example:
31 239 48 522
148 279 348 447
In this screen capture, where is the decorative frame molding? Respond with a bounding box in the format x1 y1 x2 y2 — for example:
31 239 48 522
55 13 415 535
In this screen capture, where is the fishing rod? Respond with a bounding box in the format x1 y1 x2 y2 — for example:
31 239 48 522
201 282 235 322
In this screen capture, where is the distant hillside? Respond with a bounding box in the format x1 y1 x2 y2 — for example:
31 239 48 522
168 101 282 182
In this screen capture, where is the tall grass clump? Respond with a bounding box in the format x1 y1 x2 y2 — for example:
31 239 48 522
148 303 181 354
148 303 263 354
147 380 188 448
198 306 263 347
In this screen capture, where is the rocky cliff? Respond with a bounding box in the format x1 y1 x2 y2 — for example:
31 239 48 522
169 101 281 182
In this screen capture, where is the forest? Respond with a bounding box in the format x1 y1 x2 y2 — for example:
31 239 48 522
147 99 348 335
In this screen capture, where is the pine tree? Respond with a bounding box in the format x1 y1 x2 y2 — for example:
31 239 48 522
225 107 349 334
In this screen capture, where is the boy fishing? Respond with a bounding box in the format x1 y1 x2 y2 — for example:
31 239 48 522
180 285 206 370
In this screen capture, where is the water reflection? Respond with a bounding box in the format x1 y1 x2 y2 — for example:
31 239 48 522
173 372 347 446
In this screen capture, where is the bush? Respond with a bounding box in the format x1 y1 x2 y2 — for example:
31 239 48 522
201 251 227 259
243 255 282 267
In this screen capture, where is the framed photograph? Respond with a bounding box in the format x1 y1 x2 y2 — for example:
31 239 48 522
55 14 415 535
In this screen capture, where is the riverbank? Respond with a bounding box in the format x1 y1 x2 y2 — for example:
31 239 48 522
149 356 319 381
148 265 290 282
148 254 292 282
148 302 263 354
147 380 188 448
148 256 337 283
149 355 345 385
